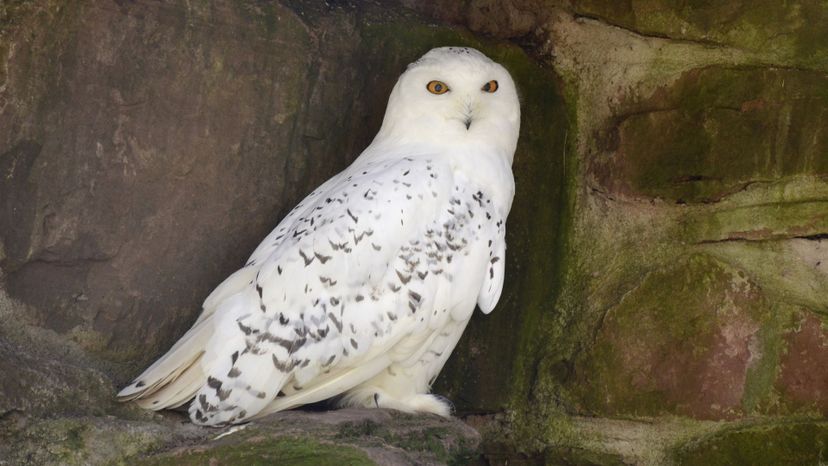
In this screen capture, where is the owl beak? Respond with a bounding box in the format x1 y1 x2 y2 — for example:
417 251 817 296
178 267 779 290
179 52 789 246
459 96 476 130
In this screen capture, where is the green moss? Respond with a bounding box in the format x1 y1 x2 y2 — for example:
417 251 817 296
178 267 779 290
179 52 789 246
672 420 828 465
133 436 374 466
335 417 477 464
609 67 828 203
573 0 828 71
543 446 628 466
740 303 787 414
568 254 772 418
685 200 828 245
2 417 173 466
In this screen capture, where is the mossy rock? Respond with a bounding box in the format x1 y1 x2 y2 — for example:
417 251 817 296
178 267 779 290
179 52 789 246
572 0 828 70
569 254 773 419
776 312 828 414
133 436 375 466
595 66 828 203
671 419 828 465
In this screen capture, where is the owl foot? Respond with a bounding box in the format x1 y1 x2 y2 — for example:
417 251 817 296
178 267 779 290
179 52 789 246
341 388 453 417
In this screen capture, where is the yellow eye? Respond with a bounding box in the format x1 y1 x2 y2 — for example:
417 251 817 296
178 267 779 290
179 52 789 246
426 80 449 95
482 80 498 93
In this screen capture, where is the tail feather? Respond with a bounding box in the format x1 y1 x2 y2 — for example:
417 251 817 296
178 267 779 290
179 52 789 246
133 351 206 410
117 315 214 407
251 354 391 420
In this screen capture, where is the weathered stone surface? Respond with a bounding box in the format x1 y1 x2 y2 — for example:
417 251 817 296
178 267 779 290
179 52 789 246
777 313 828 414
0 414 204 466
571 0 828 70
131 409 480 466
595 66 828 203
0 408 478 466
570 254 767 419
671 419 828 465
1 0 332 371
0 289 127 420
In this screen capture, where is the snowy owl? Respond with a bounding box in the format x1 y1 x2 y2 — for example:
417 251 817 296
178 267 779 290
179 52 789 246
118 47 520 426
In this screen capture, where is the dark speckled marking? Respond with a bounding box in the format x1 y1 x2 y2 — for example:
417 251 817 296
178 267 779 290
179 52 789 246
237 321 255 335
347 208 358 223
299 250 314 266
396 269 411 284
207 376 222 390
272 354 295 372
328 312 343 332
257 333 294 351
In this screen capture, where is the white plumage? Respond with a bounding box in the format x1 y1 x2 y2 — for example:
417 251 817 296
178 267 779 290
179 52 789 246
118 47 521 425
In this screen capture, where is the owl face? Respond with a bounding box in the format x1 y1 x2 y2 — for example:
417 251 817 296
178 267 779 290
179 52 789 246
374 47 521 160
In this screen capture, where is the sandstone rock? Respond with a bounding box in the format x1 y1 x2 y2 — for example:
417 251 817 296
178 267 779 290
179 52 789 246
672 419 828 465
777 313 828 414
595 66 828 203
571 0 828 70
132 409 480 466
570 254 768 419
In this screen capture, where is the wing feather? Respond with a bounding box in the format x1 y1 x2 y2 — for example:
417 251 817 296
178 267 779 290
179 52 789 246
122 152 512 425
187 156 458 424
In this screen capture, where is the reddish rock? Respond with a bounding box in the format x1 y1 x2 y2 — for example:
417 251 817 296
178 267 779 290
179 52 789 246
571 254 766 420
778 313 828 414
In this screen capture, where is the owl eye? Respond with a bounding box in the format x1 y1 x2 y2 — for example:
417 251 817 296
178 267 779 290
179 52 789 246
426 81 450 95
482 80 499 93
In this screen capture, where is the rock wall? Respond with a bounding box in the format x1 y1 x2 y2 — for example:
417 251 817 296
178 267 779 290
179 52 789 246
409 0 828 463
1 0 826 464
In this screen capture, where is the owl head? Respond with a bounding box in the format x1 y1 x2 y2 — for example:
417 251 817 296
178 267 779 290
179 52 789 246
371 47 521 162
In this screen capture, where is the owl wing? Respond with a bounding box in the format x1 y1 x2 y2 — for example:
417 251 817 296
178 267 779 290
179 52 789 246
476 208 507 314
188 155 461 425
